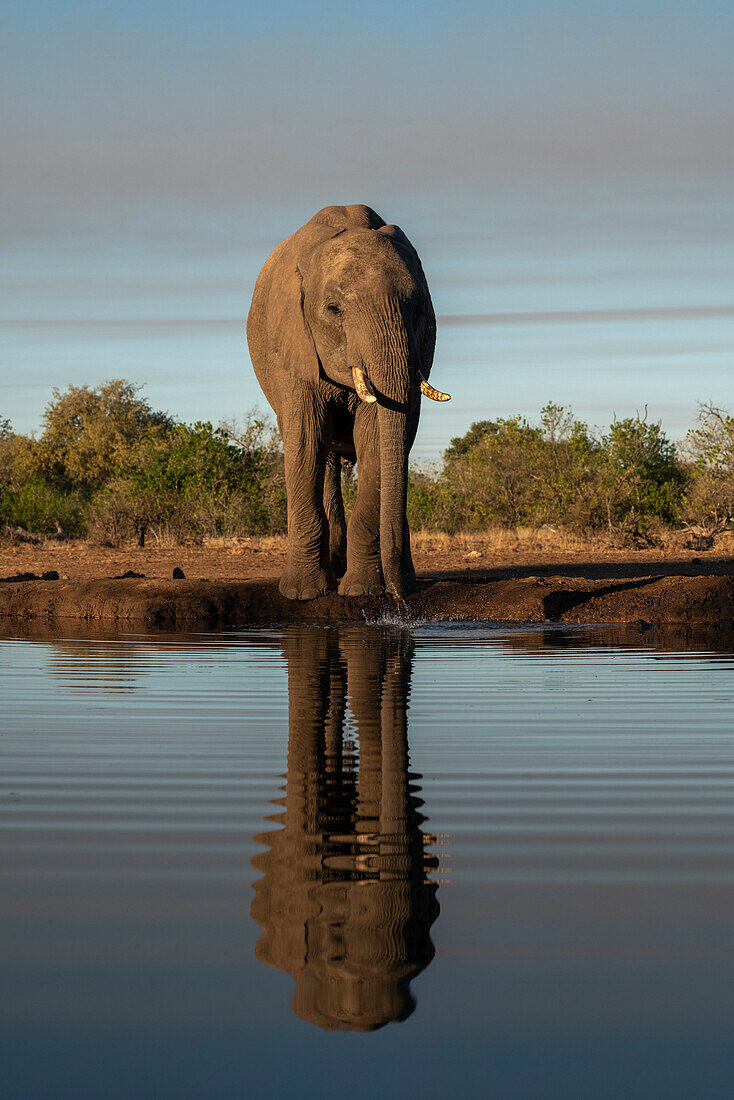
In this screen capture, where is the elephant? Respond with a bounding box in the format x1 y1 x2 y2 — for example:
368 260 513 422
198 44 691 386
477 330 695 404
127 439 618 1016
246 204 450 601
251 625 441 1031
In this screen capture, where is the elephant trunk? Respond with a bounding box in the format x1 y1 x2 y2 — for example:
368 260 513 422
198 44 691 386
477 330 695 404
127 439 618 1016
379 401 409 599
352 310 415 600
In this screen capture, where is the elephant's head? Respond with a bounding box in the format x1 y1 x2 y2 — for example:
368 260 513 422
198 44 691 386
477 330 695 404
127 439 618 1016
263 204 450 598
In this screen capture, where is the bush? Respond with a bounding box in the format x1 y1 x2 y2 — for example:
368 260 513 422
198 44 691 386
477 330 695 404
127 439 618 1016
0 481 86 535
406 404 684 536
599 413 685 528
418 405 602 531
88 415 285 544
0 418 84 534
3 383 729 546
406 466 466 533
2 387 288 544
682 403 734 529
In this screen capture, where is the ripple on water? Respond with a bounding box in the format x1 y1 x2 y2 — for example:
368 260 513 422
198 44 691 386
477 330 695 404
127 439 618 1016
2 622 734 1098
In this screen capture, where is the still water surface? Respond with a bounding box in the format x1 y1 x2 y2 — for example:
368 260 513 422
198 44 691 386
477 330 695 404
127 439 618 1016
2 623 734 1098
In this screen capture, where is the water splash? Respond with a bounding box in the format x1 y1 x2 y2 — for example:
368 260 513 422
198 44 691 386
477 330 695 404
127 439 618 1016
362 599 429 628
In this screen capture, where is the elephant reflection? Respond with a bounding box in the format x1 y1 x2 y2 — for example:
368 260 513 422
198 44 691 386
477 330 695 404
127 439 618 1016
251 627 440 1031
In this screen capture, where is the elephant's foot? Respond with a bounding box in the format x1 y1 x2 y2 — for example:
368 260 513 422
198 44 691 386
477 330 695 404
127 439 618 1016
279 566 335 601
338 564 385 598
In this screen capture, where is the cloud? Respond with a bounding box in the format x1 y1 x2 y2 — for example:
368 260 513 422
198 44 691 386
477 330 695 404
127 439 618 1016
439 305 734 326
5 304 733 335
2 1 733 203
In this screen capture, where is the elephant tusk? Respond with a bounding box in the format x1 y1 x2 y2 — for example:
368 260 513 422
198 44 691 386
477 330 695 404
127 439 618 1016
417 370 451 402
352 365 377 404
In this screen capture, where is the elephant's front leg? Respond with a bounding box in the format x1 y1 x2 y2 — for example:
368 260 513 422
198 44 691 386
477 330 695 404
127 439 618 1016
323 451 347 580
339 409 384 597
279 400 335 601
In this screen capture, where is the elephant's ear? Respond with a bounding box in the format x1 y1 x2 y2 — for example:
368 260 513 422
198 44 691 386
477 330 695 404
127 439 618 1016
378 224 437 377
249 223 339 386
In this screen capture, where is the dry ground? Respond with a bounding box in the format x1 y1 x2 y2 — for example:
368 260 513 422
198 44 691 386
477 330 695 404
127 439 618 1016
1 529 733 629
2 528 732 585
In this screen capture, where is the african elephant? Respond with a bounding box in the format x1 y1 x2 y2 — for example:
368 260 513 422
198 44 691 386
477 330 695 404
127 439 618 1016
246 204 449 600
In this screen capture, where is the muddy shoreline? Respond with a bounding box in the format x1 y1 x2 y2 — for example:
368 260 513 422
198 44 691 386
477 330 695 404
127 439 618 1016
2 570 733 629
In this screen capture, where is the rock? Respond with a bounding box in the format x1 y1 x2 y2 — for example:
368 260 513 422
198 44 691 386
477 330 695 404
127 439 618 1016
41 570 59 580
112 570 146 579
172 567 186 579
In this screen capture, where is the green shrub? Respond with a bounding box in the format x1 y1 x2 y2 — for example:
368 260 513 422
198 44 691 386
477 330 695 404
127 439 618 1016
2 383 726 546
426 405 603 530
0 481 86 535
599 413 685 527
22 380 171 496
407 404 684 535
407 466 466 533
88 416 286 543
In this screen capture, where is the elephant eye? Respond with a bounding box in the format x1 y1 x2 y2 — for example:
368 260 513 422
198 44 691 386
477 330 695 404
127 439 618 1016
325 303 341 316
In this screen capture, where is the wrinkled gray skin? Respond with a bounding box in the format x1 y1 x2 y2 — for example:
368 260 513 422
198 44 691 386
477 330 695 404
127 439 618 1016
247 204 437 600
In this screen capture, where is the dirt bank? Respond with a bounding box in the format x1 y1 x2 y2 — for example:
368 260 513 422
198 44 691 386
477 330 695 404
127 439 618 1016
1 537 733 627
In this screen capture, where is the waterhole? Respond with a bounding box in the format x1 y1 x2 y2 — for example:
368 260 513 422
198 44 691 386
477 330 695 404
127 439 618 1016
2 622 734 1098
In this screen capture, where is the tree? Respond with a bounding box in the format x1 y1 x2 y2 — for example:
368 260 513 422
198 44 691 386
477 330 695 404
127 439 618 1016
23 380 171 495
0 414 87 535
89 416 286 543
536 403 602 524
445 420 500 460
682 403 734 527
600 411 684 526
439 407 601 529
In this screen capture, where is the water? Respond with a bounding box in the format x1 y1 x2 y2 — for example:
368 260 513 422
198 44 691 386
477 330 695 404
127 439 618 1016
2 622 734 1098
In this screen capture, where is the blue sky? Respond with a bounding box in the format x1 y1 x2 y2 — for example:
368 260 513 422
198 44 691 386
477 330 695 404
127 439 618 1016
2 0 733 456
5 0 733 200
